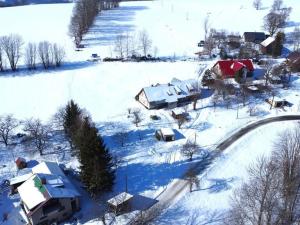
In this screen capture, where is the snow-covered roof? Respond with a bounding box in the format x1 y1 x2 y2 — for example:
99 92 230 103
17 161 80 211
142 78 198 104
107 192 133 207
261 37 275 47
31 161 65 176
160 128 175 136
18 175 47 210
172 108 185 115
10 173 32 185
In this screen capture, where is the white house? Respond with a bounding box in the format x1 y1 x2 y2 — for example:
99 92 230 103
135 78 200 109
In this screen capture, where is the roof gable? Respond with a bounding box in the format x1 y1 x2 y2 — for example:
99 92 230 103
261 37 275 47
214 59 254 78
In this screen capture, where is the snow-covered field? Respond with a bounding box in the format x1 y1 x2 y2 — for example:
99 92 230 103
0 0 300 224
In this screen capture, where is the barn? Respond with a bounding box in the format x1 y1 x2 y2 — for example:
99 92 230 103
135 78 200 109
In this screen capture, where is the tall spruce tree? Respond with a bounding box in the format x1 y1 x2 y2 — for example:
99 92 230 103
63 100 82 151
272 32 285 57
75 117 115 195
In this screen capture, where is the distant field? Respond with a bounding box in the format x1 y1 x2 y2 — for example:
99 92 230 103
0 0 71 7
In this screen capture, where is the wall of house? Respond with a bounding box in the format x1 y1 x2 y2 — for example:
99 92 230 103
29 197 79 225
212 64 222 78
138 90 150 109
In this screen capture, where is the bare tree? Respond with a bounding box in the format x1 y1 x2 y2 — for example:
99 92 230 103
272 0 283 11
203 15 210 41
114 35 125 58
0 115 19 146
186 170 200 192
38 41 53 69
272 127 300 224
181 140 199 161
263 60 275 86
225 156 280 225
52 43 65 67
23 119 52 155
132 109 143 127
1 34 23 71
51 106 65 130
177 117 187 129
264 7 291 36
293 26 300 51
139 29 152 57
204 30 216 58
0 37 4 72
115 131 128 147
253 0 262 10
25 42 37 70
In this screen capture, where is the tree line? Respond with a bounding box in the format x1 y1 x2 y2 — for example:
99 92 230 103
224 124 300 225
69 0 121 48
0 34 65 72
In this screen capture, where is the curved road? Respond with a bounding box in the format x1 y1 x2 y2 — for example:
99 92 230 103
130 115 300 224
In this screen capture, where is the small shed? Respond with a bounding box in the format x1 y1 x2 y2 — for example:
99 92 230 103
260 37 275 55
155 128 175 142
15 157 27 170
107 192 133 215
172 109 188 120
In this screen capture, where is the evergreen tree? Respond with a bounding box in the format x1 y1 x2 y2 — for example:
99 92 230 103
63 100 82 151
272 32 285 57
74 117 115 195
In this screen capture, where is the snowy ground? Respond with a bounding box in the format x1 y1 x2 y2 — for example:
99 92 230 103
0 0 300 224
157 120 300 225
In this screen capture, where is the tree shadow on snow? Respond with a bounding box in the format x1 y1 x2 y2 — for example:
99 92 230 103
0 61 97 78
82 5 148 46
114 159 192 195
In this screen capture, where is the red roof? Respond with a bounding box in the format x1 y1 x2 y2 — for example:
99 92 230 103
213 59 254 78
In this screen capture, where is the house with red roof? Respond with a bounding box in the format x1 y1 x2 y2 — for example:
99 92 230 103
212 59 254 80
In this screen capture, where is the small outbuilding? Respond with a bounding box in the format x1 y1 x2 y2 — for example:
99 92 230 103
260 37 275 55
155 128 175 142
171 109 188 120
107 192 133 215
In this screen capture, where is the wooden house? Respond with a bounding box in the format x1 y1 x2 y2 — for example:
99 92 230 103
107 192 133 215
260 37 275 55
243 32 266 44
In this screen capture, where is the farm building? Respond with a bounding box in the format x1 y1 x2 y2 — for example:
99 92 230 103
155 128 175 142
212 59 254 80
14 161 80 225
243 32 266 44
287 52 300 72
135 78 200 109
171 109 189 120
107 192 133 215
260 36 275 55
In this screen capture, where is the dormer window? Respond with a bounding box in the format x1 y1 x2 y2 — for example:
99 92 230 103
167 90 173 96
174 86 182 95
